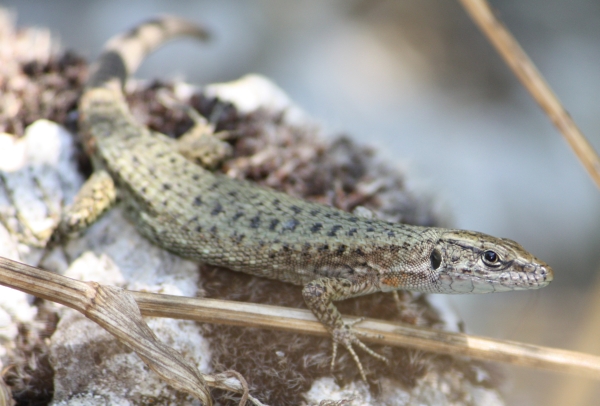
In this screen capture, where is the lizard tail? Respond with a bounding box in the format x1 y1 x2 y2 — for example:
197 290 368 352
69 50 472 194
86 16 209 90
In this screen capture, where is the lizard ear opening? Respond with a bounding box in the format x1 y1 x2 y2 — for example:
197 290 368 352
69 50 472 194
430 249 442 270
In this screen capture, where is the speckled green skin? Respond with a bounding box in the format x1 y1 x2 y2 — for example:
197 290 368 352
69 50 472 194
74 17 553 380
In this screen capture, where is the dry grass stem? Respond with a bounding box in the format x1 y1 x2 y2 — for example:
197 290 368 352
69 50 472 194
458 0 600 189
133 291 600 380
1 255 599 386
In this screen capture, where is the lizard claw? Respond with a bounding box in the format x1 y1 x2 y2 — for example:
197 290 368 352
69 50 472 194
330 318 388 381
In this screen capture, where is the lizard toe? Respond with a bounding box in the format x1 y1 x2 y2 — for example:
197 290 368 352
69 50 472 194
330 322 388 381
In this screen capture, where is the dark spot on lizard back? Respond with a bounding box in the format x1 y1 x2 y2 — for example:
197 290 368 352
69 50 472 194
162 183 171 191
348 228 358 236
336 245 347 255
310 209 320 216
192 174 200 181
355 248 365 256
366 227 375 232
250 215 261 228
388 231 396 237
228 190 238 198
318 244 329 252
348 217 359 223
327 225 343 237
193 196 203 206
170 157 176 164
211 202 223 216
269 219 280 230
195 225 202 233
209 182 219 191
311 223 323 233
290 205 302 214
232 211 244 221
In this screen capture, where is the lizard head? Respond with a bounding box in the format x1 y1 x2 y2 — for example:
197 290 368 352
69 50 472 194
430 230 553 294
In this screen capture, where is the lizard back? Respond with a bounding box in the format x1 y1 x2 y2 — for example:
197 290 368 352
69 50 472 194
80 88 437 287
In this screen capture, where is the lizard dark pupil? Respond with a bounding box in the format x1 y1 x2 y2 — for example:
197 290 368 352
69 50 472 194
483 250 498 263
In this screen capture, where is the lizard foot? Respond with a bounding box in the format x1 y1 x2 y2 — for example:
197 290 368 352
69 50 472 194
157 90 233 169
330 318 388 381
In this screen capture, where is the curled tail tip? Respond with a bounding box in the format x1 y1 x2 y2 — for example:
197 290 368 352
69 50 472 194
141 15 210 41
86 15 209 90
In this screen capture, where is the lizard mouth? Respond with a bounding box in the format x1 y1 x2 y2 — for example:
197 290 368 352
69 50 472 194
436 264 553 294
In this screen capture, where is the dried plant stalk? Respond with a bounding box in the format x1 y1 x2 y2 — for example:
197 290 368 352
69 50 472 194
1 255 599 385
458 0 600 189
132 291 600 380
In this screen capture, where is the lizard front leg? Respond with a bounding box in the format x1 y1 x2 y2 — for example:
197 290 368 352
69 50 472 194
58 170 117 236
302 276 388 381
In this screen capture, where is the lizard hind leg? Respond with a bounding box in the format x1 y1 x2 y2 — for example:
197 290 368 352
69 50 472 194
157 90 232 169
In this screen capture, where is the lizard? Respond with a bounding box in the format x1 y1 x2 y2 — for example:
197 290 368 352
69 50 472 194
67 16 554 381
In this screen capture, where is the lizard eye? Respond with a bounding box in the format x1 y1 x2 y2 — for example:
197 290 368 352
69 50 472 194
482 250 501 266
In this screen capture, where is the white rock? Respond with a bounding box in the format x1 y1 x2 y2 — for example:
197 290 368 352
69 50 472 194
205 73 308 125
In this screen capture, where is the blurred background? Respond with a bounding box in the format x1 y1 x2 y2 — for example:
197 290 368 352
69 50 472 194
2 0 599 404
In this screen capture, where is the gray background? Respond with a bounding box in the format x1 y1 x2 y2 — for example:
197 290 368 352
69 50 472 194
3 1 599 404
